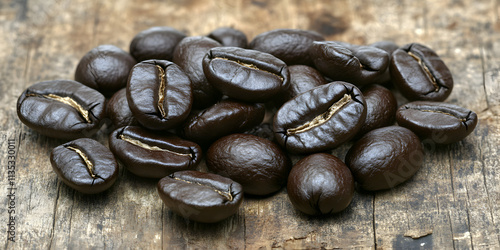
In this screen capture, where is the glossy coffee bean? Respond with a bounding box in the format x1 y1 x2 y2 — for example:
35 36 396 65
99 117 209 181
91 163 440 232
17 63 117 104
274 81 366 154
357 84 397 136
370 41 399 56
109 126 202 179
50 138 119 194
206 134 291 196
182 99 265 146
129 26 186 62
106 88 137 128
345 126 423 191
370 41 399 85
396 101 478 144
275 65 327 105
207 27 248 48
311 41 389 87
390 43 453 101
287 153 354 215
249 29 324 66
75 45 136 97
203 47 290 102
173 36 222 108
127 60 192 131
17 80 106 140
158 170 243 223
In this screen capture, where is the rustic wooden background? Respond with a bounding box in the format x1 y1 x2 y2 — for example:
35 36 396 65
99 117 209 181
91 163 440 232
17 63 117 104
1 0 499 249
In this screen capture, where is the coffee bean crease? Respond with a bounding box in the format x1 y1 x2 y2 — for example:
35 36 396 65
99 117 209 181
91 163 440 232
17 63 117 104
66 145 97 179
27 93 91 123
172 176 233 201
119 134 193 158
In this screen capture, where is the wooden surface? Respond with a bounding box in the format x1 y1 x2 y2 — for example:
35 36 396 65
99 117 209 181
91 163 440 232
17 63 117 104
1 0 499 249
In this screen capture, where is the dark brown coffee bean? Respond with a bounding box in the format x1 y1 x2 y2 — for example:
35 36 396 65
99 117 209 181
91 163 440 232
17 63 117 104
249 29 324 66
311 41 390 87
75 45 136 97
287 153 354 215
396 101 478 144
130 26 186 62
206 134 291 196
357 84 397 136
207 27 248 48
275 65 327 105
109 126 202 179
173 36 222 108
345 126 423 191
50 138 119 194
181 99 265 146
203 47 290 102
390 43 453 101
127 60 192 131
273 81 366 154
17 80 106 140
106 88 137 128
158 170 243 223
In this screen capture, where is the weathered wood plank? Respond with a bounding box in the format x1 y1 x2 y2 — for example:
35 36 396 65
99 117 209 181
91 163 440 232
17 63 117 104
1 0 500 249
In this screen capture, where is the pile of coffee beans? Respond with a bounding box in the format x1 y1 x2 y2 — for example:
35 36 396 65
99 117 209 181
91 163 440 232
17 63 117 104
16 26 478 222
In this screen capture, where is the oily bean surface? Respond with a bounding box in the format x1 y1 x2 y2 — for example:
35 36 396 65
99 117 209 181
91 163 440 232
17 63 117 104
106 88 137 128
249 28 324 66
311 41 389 87
275 65 327 105
273 81 366 154
129 26 186 62
75 44 136 97
396 101 478 144
173 36 222 108
206 134 291 196
356 84 397 136
390 43 453 101
207 27 248 48
109 126 202 179
203 47 289 102
50 138 119 194
127 59 192 131
17 80 106 140
345 126 423 191
158 170 243 223
182 99 265 146
287 153 354 215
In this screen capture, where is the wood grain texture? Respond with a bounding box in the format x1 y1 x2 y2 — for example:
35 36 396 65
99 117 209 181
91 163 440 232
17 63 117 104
1 0 499 249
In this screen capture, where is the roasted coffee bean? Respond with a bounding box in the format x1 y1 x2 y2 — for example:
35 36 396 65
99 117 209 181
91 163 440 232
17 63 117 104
157 170 243 223
396 101 478 144
173 36 222 108
106 88 137 128
274 81 366 154
17 80 106 140
345 126 423 191
311 41 389 87
75 45 136 97
356 84 397 136
206 134 291 196
287 153 354 215
370 41 399 56
50 138 119 194
275 65 327 105
370 41 399 85
129 26 186 62
390 43 453 101
182 99 265 146
249 29 324 66
109 126 201 178
207 27 248 48
127 60 192 131
203 47 290 102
